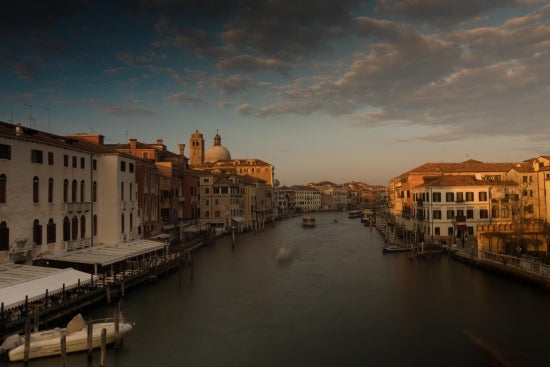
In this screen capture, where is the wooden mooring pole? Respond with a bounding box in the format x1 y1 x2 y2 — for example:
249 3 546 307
33 307 39 332
24 319 31 363
114 307 120 350
100 328 107 367
87 317 93 360
60 331 67 367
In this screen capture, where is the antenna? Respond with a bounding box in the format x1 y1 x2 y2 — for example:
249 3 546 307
23 103 32 127
44 107 51 133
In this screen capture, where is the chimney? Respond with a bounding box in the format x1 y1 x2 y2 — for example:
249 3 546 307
15 124 22 136
157 139 163 145
178 144 185 157
130 138 137 149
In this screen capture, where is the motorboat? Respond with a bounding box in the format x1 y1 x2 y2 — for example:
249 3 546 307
5 313 133 362
302 217 315 227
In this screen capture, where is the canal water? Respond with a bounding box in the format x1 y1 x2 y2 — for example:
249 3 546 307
11 212 550 367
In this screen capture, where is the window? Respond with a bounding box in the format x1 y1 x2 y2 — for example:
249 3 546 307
467 209 474 219
468 227 474 236
465 192 474 202
93 181 97 202
63 217 70 241
479 192 487 201
47 219 56 243
433 210 442 219
205 188 210 194
524 204 534 214
456 192 463 202
72 156 77 168
80 180 85 202
0 144 11 160
205 211 210 218
448 227 454 236
93 215 97 236
48 152 54 165
456 210 464 217
31 149 43 164
480 209 488 218
121 214 125 233
80 215 86 239
129 163 134 173
121 182 124 202
501 208 509 218
432 192 441 202
33 176 39 203
446 210 454 219
121 161 126 172
33 219 42 245
143 152 149 159
492 206 499 218
64 155 69 167
215 210 220 217
48 178 54 203
72 180 77 202
215 198 219 205
0 174 6 203
434 227 440 236
92 159 97 170
446 192 454 202
80 157 85 169
523 176 528 183
63 179 69 203
0 221 8 251
72 216 78 240
205 199 209 206
130 213 133 230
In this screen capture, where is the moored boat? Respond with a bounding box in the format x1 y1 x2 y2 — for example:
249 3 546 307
6 314 133 362
302 217 316 227
382 245 418 253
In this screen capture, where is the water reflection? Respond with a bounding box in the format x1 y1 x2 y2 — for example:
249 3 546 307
9 212 550 367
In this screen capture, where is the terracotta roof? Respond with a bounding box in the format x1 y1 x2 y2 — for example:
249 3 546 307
416 175 518 188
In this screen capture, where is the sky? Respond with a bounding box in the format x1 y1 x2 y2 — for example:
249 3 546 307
1 0 550 186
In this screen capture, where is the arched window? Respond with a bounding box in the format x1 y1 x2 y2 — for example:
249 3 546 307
63 179 69 203
47 218 56 244
121 182 124 202
130 213 133 230
33 219 42 245
492 205 500 218
121 213 125 233
93 181 97 202
93 215 97 236
130 183 133 201
80 215 86 238
80 180 85 202
71 180 77 202
71 216 78 240
33 176 39 203
48 178 54 203
0 174 6 203
63 217 70 241
0 221 9 251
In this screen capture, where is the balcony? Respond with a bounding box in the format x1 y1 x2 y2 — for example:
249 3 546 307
65 238 91 251
63 202 91 213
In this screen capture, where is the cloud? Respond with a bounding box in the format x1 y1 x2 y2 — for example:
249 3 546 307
164 92 204 106
374 0 519 28
116 51 165 67
218 101 233 108
217 55 291 75
220 74 254 94
233 103 252 116
5 93 35 101
83 99 159 117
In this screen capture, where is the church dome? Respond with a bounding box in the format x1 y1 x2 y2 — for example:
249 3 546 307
204 133 231 163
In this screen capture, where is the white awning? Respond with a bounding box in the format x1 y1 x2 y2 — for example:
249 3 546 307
0 264 96 310
232 217 246 223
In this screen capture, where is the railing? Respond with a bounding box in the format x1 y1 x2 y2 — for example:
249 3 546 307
479 251 550 280
63 202 91 213
66 238 91 251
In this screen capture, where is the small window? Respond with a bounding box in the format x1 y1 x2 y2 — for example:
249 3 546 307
432 192 441 202
0 174 6 203
64 155 69 167
466 209 474 219
433 210 441 219
465 192 474 201
446 192 454 202
446 210 454 219
33 219 42 245
121 161 126 172
72 156 77 168
47 219 56 243
92 159 97 170
0 221 9 251
479 192 487 201
143 152 149 159
48 152 54 165
480 209 488 218
0 144 11 160
48 178 54 203
33 176 39 203
80 157 85 169
129 163 134 173
31 149 43 164
434 227 440 236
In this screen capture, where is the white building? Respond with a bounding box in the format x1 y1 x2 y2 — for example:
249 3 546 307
0 122 140 265
412 175 519 243
293 186 321 212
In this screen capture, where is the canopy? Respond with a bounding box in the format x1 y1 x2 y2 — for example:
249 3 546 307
0 264 96 310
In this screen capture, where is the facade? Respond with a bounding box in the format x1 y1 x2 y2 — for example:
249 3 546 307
0 122 140 265
412 175 519 243
293 186 321 212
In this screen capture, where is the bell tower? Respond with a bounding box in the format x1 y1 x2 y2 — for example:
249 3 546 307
189 130 204 168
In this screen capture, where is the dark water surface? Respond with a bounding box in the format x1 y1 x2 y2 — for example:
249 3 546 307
12 212 550 366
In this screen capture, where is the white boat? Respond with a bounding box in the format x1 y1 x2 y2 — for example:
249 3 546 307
302 217 315 227
6 314 133 362
276 244 294 261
